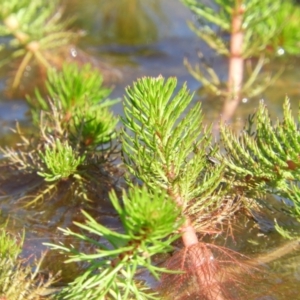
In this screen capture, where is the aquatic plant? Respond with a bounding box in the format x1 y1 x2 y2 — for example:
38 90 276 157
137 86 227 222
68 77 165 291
0 0 78 89
219 97 300 238
2 71 300 298
181 0 300 121
71 104 118 149
121 76 254 299
0 63 119 206
44 76 252 300
46 187 183 300
0 225 58 300
1 0 300 298
122 76 229 231
37 139 86 182
27 63 118 126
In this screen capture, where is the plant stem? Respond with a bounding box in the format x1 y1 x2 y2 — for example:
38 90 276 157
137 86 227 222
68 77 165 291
222 0 244 122
181 218 199 247
171 193 199 247
12 51 33 89
174 194 225 300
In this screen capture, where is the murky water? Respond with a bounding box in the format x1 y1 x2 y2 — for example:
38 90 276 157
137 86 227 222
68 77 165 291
0 0 300 299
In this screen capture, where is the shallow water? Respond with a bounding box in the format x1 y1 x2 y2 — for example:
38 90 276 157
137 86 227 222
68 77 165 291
0 0 300 299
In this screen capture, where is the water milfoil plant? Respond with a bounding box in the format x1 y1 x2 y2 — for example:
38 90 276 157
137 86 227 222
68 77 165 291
181 0 300 121
43 76 256 300
37 139 86 182
2 72 300 298
46 187 183 300
1 1 300 298
121 76 252 299
0 0 78 89
0 63 119 206
219 97 300 238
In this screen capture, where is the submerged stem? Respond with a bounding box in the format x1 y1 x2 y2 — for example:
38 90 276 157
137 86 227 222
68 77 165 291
12 51 33 89
173 194 225 300
181 218 199 247
222 0 244 122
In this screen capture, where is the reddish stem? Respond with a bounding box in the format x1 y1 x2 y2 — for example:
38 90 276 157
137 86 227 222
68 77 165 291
181 218 199 247
171 193 198 247
174 193 225 300
222 1 245 122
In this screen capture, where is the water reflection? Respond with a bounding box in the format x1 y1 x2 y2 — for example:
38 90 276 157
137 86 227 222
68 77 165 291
65 0 166 45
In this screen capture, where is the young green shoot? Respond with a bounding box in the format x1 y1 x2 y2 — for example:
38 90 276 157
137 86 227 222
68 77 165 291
37 139 86 182
46 187 183 300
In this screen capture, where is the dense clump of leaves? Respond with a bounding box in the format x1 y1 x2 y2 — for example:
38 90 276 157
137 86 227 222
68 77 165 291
30 64 112 112
71 104 118 148
2 67 300 299
219 98 300 227
28 63 118 121
220 98 300 194
46 76 247 300
120 76 256 299
46 187 182 300
31 63 119 151
38 139 86 182
0 63 119 205
122 76 231 230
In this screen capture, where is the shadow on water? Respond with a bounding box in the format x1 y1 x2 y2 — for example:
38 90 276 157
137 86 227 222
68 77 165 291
0 0 300 298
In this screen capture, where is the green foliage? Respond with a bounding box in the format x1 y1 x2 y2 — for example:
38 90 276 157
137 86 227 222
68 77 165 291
40 63 112 110
28 63 118 122
37 139 86 182
46 187 182 300
267 1 300 56
0 63 119 206
285 184 300 220
71 105 118 148
121 76 227 229
219 97 300 195
0 0 73 43
0 226 57 299
219 97 300 239
122 74 300 243
28 63 120 150
182 0 282 55
181 0 298 98
0 0 78 88
0 225 23 260
2 64 119 169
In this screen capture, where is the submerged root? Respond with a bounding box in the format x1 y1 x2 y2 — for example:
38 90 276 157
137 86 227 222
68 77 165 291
159 242 255 300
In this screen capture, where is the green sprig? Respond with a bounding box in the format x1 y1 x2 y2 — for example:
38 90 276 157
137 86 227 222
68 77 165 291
46 187 182 300
37 139 85 182
219 97 300 218
28 63 118 122
122 76 225 228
